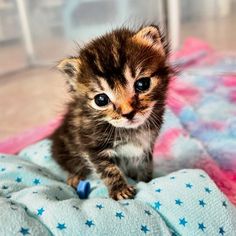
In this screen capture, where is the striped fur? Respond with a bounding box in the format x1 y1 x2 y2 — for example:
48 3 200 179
51 25 170 200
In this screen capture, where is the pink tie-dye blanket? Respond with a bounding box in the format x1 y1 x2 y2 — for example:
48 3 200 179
0 38 235 204
154 44 236 204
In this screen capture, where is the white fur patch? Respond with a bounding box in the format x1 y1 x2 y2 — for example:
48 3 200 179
116 143 144 159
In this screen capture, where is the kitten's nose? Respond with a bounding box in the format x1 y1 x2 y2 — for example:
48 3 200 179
122 110 136 120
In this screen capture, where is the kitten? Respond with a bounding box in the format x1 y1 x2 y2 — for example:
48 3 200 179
51 25 170 200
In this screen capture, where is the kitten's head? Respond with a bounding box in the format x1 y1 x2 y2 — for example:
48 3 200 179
58 25 170 129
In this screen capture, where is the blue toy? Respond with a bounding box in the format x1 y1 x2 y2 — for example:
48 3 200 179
77 180 91 199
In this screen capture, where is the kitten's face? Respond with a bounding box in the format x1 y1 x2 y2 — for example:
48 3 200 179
58 26 169 129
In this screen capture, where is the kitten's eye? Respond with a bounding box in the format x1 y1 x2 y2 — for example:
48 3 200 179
94 93 110 107
134 77 150 92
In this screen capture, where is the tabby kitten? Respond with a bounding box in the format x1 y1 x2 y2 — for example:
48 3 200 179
51 25 170 200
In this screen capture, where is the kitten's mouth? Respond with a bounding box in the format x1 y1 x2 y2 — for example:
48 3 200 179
109 118 144 129
109 108 152 129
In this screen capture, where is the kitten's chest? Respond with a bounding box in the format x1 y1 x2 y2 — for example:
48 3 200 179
114 130 152 166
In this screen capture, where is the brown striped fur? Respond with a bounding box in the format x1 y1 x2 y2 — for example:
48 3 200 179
51 25 170 200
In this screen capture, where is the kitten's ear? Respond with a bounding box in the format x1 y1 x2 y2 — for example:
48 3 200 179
57 58 81 92
132 26 165 55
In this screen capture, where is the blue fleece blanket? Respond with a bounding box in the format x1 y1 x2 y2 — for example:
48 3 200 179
0 139 235 236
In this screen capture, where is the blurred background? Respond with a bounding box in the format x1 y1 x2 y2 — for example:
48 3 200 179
0 0 235 140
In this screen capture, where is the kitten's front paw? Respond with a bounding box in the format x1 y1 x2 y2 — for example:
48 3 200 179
110 185 136 200
67 174 80 188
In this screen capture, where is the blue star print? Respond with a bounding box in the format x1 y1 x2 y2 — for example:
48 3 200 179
37 208 45 216
179 218 188 226
154 201 162 209
170 176 175 180
55 196 60 201
2 185 8 190
175 199 183 206
199 174 206 178
1 168 5 171
144 210 152 216
58 186 63 191
57 223 66 230
155 188 161 193
85 220 95 227
19 227 30 235
219 227 225 235
222 201 227 208
205 187 212 193
73 205 79 210
116 212 124 219
141 225 150 234
185 183 193 189
199 199 206 207
121 202 129 206
96 204 104 209
198 223 206 231
16 177 22 183
33 178 40 185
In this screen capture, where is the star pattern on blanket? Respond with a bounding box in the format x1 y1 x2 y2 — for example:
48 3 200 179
33 178 41 185
115 212 124 219
222 201 227 208
37 208 45 216
205 187 212 193
72 205 79 210
179 218 188 227
154 201 162 209
199 199 206 207
219 226 225 235
144 210 152 216
2 185 8 190
0 137 235 235
121 202 129 206
19 227 30 235
185 183 193 189
85 220 95 227
10 201 17 211
141 225 150 234
175 199 183 206
1 167 6 171
96 204 104 209
198 223 206 232
57 223 66 230
16 177 22 183
155 188 162 193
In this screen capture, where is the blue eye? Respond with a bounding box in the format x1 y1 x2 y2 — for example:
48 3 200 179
94 93 110 106
134 77 150 92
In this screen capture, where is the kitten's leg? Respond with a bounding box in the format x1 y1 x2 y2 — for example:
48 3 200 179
67 166 90 188
137 152 153 182
90 150 136 200
66 161 91 189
